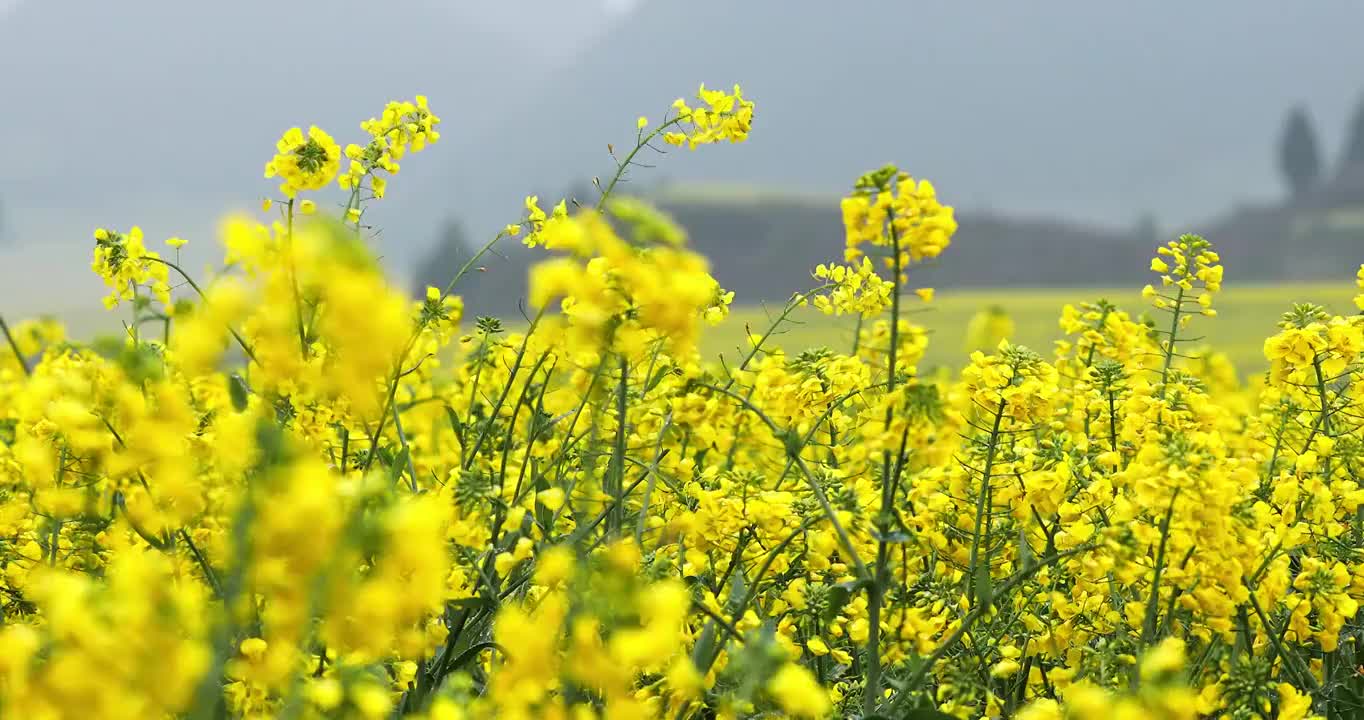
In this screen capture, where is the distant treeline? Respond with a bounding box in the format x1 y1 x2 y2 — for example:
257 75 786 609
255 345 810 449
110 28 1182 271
417 190 1364 317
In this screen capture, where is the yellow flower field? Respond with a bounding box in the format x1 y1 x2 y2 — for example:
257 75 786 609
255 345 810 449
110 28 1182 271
713 282 1362 378
1 85 1364 720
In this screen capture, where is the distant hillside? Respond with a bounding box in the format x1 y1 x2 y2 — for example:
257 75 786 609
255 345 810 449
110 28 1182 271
423 0 1364 254
444 189 1154 316
443 165 1364 316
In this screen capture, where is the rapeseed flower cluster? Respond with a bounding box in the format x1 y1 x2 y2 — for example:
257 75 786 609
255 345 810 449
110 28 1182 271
663 84 755 149
91 226 173 309
265 126 343 199
340 95 441 203
1 84 1363 720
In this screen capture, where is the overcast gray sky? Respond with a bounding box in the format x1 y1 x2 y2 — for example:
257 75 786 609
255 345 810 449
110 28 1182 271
3 1 1362 327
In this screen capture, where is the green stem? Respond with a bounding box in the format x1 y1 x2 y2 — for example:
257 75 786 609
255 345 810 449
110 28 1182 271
1082 306 1111 369
882 543 1097 714
438 229 512 300
360 337 422 474
865 206 903 716
105 423 225 601
285 198 309 355
1244 579 1319 692
608 356 629 536
389 381 419 492
721 285 832 391
362 246 531 477
633 414 672 548
1140 489 1180 652
967 397 1008 608
1107 388 1119 451
1265 405 1290 486
1157 285 1185 398
180 529 225 601
459 311 544 472
1299 354 1333 455
595 116 688 210
147 258 259 365
0 314 30 376
697 381 870 581
691 517 819 678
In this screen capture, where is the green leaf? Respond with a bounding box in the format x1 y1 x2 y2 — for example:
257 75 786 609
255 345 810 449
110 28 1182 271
90 336 164 384
253 419 288 467
1017 527 1036 570
389 446 411 486
973 562 993 609
228 373 250 411
644 364 678 394
445 406 466 448
824 578 869 624
443 641 501 673
726 572 749 613
865 711 959 720
823 584 850 624
447 596 493 612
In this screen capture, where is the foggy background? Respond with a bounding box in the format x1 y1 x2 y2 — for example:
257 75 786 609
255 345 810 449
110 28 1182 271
3 0 1364 322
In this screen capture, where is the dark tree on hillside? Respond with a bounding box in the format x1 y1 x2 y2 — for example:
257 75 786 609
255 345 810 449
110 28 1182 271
1278 106 1322 197
1340 95 1364 174
1133 212 1159 248
412 218 472 297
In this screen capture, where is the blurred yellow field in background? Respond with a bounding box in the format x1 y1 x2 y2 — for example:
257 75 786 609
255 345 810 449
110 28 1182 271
35 281 1359 381
710 282 1362 376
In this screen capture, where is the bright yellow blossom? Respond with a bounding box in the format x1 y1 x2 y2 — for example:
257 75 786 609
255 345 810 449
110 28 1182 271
264 125 341 198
